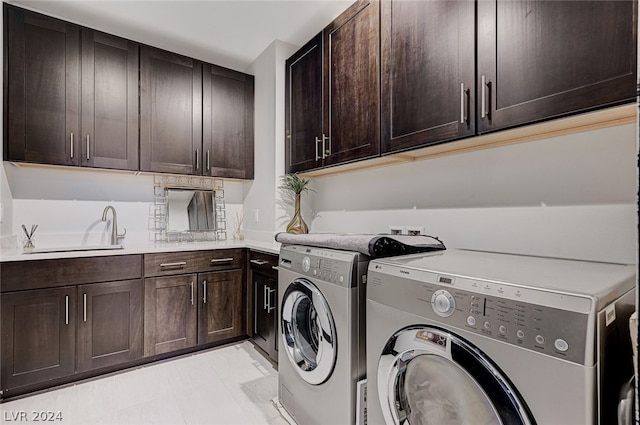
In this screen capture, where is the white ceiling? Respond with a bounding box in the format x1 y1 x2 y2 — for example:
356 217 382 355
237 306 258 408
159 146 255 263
8 0 353 72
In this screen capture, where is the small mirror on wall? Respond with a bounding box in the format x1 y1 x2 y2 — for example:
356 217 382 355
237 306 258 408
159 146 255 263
166 189 216 232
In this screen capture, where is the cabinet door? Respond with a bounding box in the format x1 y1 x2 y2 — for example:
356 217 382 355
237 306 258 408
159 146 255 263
77 279 143 372
253 273 277 361
4 4 80 166
1 287 76 393
144 275 198 356
203 64 254 179
323 0 380 167
381 0 475 154
477 0 637 133
198 270 243 344
81 29 139 170
140 46 203 174
285 33 324 173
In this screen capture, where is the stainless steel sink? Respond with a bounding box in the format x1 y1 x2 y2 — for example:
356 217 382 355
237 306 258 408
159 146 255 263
25 244 124 254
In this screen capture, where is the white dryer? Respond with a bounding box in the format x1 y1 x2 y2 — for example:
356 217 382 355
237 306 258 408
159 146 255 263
278 244 369 425
366 249 636 425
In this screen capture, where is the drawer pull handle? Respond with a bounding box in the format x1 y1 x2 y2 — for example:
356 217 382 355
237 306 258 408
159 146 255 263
203 280 207 304
160 261 187 268
65 295 69 325
250 259 268 266
272 266 279 271
83 293 87 322
190 281 194 306
210 257 234 264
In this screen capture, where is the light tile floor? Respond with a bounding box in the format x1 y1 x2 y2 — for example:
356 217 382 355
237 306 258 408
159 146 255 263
0 341 291 425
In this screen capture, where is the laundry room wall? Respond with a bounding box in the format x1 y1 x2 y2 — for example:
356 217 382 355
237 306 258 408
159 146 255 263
308 123 638 264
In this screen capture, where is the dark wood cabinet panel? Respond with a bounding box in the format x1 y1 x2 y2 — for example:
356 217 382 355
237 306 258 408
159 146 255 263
140 46 203 174
285 33 324 173
81 29 139 170
4 4 80 166
381 0 475 154
144 249 245 277
323 0 380 167
253 273 277 362
1 287 76 394
0 255 143 292
144 275 198 356
77 279 143 372
477 0 637 133
203 65 254 179
198 270 243 344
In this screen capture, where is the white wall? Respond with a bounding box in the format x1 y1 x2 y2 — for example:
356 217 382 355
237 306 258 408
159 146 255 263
242 40 298 243
309 123 638 264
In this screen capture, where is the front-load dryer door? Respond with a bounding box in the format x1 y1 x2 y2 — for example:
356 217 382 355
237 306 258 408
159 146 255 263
281 278 337 385
378 326 535 425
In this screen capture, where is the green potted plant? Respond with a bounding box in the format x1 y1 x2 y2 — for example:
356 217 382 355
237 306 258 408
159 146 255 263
280 173 312 234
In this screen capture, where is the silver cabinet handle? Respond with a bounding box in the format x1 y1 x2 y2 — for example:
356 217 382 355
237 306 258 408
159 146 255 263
267 288 276 313
315 136 321 161
250 259 268 266
272 266 279 271
323 134 330 157
210 258 233 264
190 281 194 306
65 295 69 325
481 75 491 119
203 280 207 304
481 75 486 119
195 149 199 170
160 261 187 269
86 135 90 160
460 83 466 124
206 150 210 171
83 293 87 322
70 132 74 159
263 285 269 310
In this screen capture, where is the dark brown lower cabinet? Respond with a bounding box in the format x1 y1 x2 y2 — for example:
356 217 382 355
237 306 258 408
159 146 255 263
198 270 244 344
253 273 277 362
1 287 77 393
77 279 143 372
144 275 198 356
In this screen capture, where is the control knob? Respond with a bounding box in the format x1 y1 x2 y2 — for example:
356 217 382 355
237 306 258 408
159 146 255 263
431 290 456 317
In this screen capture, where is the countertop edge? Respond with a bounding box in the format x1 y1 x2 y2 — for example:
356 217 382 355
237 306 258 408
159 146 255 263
0 239 281 262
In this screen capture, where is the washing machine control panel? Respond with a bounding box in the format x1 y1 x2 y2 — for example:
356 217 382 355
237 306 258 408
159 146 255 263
368 264 593 365
280 245 368 288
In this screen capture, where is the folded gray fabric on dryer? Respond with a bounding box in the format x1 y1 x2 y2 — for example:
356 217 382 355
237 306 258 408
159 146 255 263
274 232 445 258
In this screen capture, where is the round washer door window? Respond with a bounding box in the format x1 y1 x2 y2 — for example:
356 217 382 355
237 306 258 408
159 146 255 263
281 278 337 385
377 326 534 425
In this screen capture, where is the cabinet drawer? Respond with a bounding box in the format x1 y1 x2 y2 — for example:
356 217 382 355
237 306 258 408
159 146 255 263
249 250 278 278
0 255 143 292
144 249 245 277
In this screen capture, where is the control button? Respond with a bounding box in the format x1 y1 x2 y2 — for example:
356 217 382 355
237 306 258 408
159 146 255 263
516 330 525 339
466 316 476 326
483 321 491 330
535 335 545 345
339 276 344 283
313 269 317 276
431 290 456 317
499 325 507 335
302 256 311 272
554 338 569 352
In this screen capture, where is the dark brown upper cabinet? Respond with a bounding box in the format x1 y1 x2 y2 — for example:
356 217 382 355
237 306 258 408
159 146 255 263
285 33 324 173
477 0 637 134
285 0 380 173
81 29 139 170
140 46 203 175
203 64 255 179
322 0 380 168
381 0 476 154
4 5 80 166
4 5 139 171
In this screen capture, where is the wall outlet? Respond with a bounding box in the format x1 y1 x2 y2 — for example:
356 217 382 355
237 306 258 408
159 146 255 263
406 226 425 236
388 226 404 235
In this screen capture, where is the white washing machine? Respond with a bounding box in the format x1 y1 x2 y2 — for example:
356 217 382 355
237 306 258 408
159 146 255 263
278 244 369 425
366 249 636 425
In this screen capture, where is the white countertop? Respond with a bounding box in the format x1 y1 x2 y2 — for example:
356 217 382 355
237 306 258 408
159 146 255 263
0 239 281 262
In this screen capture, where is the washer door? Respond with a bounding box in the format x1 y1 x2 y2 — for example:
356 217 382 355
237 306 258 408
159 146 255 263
281 278 337 385
378 326 535 425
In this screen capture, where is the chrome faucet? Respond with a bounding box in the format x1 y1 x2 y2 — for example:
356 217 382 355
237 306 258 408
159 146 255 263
101 205 126 245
